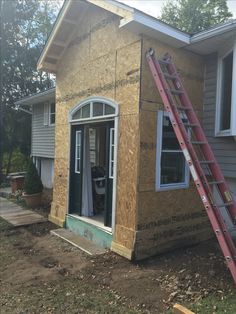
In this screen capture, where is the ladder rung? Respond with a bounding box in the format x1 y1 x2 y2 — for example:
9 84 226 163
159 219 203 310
216 202 233 208
177 106 192 111
199 160 215 164
183 123 198 128
208 181 224 185
191 141 207 145
164 73 177 80
170 89 184 95
159 59 171 65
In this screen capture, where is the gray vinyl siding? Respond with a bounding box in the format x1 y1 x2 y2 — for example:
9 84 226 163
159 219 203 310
203 53 236 178
31 103 55 158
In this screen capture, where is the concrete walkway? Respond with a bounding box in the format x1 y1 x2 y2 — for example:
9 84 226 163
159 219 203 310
0 197 47 226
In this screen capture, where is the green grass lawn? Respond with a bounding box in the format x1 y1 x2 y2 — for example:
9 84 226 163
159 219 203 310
190 293 236 314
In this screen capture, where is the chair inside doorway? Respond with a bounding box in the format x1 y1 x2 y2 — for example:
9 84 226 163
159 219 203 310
89 125 106 223
87 121 114 227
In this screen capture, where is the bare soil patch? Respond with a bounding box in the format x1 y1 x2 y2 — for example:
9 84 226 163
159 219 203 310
0 217 235 314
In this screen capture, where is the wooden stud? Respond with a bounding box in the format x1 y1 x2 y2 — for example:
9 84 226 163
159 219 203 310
173 303 195 314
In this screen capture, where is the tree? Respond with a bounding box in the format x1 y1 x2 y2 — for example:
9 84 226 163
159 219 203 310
0 0 62 181
24 160 43 195
160 0 233 34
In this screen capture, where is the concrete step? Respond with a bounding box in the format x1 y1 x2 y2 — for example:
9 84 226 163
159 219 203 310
50 228 107 256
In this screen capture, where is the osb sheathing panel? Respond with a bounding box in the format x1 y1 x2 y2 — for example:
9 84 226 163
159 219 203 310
141 36 204 119
50 6 141 249
116 114 139 230
135 36 212 259
114 225 136 250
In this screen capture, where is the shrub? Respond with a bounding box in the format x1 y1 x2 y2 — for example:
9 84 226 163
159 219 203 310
23 160 43 195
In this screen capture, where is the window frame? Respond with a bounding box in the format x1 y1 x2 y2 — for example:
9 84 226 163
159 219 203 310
69 97 118 123
49 102 55 126
215 42 236 136
156 111 190 191
43 103 49 126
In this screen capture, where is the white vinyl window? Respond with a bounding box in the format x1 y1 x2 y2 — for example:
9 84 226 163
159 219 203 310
109 128 115 179
49 102 55 125
75 131 82 174
44 102 55 126
43 103 49 126
156 111 189 191
216 42 236 136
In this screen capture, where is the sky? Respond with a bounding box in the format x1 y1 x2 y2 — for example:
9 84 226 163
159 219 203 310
118 0 236 19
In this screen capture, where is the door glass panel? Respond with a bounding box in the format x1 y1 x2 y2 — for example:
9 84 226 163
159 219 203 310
110 161 114 178
76 147 81 159
76 159 81 173
75 131 82 173
109 128 115 179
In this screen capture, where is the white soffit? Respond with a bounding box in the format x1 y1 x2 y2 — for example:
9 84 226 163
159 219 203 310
187 20 236 55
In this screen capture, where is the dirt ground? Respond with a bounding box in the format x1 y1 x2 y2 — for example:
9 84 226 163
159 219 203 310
0 216 236 314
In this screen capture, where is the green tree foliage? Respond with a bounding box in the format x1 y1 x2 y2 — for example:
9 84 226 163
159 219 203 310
0 0 62 178
23 160 43 194
160 0 233 33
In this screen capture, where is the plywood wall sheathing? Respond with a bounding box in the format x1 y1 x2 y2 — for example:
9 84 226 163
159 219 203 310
134 35 212 260
50 5 141 255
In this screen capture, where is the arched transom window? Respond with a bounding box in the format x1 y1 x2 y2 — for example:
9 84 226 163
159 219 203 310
70 98 117 122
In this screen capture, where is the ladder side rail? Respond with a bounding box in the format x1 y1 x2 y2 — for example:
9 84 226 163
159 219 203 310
165 59 236 222
146 51 236 280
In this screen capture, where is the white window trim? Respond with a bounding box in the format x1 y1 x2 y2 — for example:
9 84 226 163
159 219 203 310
156 111 190 191
49 102 55 126
43 102 49 126
215 41 236 136
69 96 119 123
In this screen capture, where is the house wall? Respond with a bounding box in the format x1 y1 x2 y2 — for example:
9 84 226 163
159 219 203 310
41 158 54 189
134 35 212 259
34 157 54 189
32 104 55 158
203 53 236 178
50 6 142 257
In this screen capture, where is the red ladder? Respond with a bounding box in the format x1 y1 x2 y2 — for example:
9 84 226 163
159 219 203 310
146 48 236 284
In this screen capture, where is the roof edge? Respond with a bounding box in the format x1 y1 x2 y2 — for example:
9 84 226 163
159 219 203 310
191 19 236 43
15 88 56 106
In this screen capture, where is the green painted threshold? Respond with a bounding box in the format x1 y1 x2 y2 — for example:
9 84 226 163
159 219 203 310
65 215 112 249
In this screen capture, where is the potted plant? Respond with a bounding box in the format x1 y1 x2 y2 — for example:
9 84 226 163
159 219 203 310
22 160 43 208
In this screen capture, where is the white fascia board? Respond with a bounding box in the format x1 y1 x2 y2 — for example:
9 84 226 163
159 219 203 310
191 20 236 44
106 0 134 13
37 0 71 70
15 88 55 107
120 11 190 47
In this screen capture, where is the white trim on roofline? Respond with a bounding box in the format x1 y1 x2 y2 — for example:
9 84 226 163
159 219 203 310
120 11 190 45
37 0 71 71
37 0 236 72
15 87 55 106
191 20 236 44
107 0 134 13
